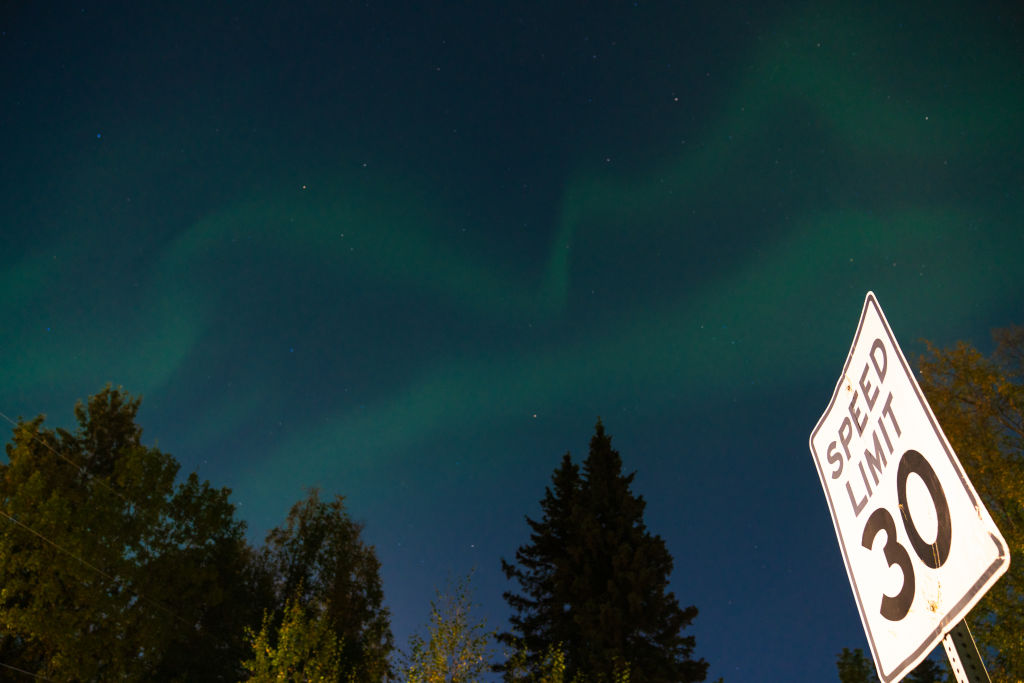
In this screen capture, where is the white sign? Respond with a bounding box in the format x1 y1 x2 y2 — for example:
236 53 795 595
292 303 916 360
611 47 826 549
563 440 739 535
809 292 1009 683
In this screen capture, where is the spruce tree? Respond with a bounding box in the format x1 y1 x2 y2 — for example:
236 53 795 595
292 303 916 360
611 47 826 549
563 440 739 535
500 421 709 683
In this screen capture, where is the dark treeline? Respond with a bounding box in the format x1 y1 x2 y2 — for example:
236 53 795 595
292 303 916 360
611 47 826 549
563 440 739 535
0 390 711 682
0 386 391 681
0 327 1020 682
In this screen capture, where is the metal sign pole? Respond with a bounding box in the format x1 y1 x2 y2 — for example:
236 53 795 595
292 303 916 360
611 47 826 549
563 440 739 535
942 620 991 683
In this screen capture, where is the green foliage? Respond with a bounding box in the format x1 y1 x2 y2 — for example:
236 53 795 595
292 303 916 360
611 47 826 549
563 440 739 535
0 386 256 680
908 657 945 683
500 420 709 683
403 574 493 683
918 326 1024 682
535 645 570 683
243 595 346 682
262 488 394 683
501 643 579 683
835 647 944 683
0 388 398 682
501 643 670 683
836 648 879 683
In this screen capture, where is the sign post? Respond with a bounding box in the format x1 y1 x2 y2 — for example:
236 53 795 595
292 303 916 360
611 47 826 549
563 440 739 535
942 621 991 683
809 292 1009 682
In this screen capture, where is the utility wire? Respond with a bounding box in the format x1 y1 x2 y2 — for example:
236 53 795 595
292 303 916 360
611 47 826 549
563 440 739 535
0 411 202 630
0 507 193 630
0 508 119 586
0 507 254 677
0 406 254 676
0 410 131 506
0 660 54 681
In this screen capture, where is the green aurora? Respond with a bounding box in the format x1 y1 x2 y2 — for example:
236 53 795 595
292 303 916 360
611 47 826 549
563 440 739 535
2 2 1021 679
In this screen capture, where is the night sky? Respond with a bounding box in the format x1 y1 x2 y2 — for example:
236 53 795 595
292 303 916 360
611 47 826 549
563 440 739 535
2 1 1023 680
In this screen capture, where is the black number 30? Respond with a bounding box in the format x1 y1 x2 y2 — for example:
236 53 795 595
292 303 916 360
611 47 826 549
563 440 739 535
861 507 916 620
860 449 951 621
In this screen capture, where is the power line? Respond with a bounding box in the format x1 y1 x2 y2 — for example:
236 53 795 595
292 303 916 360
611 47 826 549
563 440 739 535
0 505 256 677
0 405 254 676
0 508 120 586
0 507 193 630
0 411 131 507
0 409 194 626
0 660 55 681
0 411 210 630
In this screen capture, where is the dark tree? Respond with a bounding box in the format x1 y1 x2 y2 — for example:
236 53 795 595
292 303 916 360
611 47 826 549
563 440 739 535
836 647 944 683
836 648 878 683
908 657 945 682
261 488 394 683
0 386 260 681
500 421 709 683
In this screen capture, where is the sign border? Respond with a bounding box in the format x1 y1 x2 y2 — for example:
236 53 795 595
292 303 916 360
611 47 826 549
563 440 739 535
809 292 1009 682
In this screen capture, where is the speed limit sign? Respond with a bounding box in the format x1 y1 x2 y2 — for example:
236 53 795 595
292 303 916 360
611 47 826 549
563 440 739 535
809 292 1009 682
